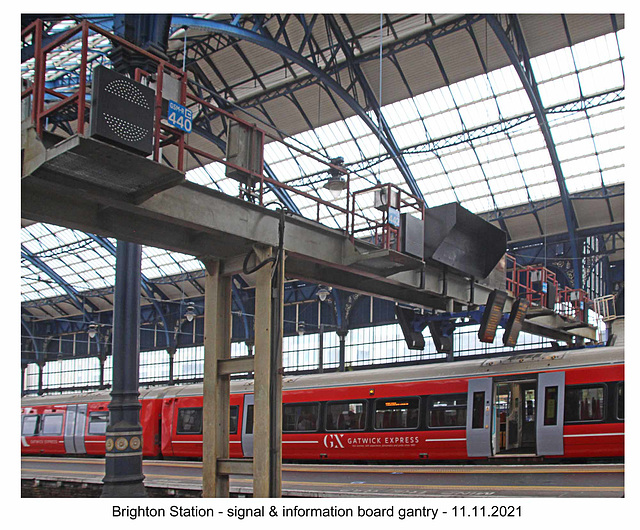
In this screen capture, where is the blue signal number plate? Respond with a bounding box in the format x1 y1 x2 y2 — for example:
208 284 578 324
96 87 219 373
167 100 193 133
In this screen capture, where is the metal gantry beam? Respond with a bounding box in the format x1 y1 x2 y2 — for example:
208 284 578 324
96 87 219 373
486 14 582 288
170 15 426 202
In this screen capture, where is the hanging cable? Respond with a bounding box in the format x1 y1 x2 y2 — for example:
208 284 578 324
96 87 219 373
242 206 286 276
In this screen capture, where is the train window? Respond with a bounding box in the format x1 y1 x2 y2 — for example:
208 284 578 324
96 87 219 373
41 413 63 435
471 392 485 429
245 405 254 435
564 385 605 422
543 386 558 426
22 415 40 436
617 383 624 420
427 394 466 428
373 397 420 430
325 401 366 431
88 412 109 435
230 406 239 435
176 407 203 435
283 403 319 432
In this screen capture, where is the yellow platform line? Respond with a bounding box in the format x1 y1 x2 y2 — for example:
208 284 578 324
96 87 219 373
22 458 624 475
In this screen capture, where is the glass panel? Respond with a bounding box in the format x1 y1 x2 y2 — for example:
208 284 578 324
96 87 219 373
565 386 605 422
428 394 467 428
88 412 109 435
325 401 366 431
41 413 63 435
245 405 254 435
374 397 419 430
617 383 624 420
22 415 40 436
544 386 558 426
472 391 485 429
230 405 239 435
176 407 203 435
283 403 319 432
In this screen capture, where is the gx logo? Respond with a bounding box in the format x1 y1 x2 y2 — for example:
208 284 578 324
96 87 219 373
323 434 345 449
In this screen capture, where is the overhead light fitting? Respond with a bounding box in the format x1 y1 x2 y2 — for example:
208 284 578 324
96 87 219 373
185 302 196 322
88 323 98 339
317 285 332 302
297 321 306 337
323 156 347 199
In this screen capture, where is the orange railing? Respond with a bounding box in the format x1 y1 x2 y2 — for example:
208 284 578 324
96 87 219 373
505 254 592 322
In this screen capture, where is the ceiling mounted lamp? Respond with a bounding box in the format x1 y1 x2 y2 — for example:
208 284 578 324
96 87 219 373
323 156 347 199
88 323 98 339
316 285 333 302
184 302 196 322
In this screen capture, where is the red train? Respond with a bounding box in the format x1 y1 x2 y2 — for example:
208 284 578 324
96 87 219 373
21 345 624 462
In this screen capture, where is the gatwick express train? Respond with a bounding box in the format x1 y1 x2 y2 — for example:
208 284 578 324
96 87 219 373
21 345 624 461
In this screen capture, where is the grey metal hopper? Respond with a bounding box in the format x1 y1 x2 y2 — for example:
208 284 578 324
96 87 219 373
423 202 506 279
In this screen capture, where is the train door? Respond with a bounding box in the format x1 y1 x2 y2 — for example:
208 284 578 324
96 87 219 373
241 394 254 458
536 372 565 455
466 378 492 457
492 379 537 455
63 404 87 454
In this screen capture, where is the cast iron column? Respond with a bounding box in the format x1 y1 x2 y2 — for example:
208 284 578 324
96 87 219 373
337 329 348 372
102 241 146 497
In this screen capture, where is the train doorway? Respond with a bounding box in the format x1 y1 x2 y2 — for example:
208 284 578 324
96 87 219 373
493 380 537 455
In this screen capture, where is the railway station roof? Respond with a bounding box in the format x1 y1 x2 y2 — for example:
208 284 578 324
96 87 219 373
21 14 625 320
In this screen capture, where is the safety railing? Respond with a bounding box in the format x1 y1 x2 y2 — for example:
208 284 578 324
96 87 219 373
21 18 425 255
350 183 424 251
593 294 618 322
556 287 589 323
505 255 558 309
505 254 594 323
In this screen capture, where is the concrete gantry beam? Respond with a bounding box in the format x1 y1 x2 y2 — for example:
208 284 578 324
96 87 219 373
22 141 498 312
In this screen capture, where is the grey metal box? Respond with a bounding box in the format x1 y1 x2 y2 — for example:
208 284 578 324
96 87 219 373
400 213 424 259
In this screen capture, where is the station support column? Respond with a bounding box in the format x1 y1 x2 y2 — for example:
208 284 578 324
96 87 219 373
102 241 146 497
253 245 284 498
202 260 232 498
201 246 283 498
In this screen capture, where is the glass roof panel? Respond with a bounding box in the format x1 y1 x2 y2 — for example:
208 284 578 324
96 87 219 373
21 24 624 307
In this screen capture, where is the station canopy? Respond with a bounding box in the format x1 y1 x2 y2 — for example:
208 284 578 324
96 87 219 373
21 14 625 318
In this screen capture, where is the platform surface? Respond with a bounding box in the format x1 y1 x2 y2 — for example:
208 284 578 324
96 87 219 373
22 456 623 498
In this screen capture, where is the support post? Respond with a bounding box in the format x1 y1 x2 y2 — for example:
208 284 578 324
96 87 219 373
101 241 146 498
37 360 44 395
167 346 176 384
318 324 324 374
202 260 232 497
337 329 348 372
253 245 283 498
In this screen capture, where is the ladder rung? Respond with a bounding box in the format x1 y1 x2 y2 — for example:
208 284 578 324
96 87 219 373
217 356 254 376
217 458 253 476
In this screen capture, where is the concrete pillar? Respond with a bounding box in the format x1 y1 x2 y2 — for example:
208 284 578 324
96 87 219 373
202 260 232 498
253 245 283 498
101 241 146 498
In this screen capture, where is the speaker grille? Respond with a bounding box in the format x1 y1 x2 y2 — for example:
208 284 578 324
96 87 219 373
89 65 154 156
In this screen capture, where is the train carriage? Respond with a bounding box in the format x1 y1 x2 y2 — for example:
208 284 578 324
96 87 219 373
21 345 624 462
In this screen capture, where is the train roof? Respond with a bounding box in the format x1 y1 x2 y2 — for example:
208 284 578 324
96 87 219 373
22 345 623 406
